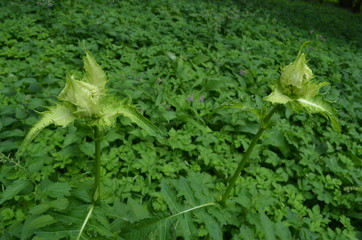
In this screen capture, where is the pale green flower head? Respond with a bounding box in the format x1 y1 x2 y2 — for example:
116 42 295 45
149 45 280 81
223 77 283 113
264 43 341 132
279 52 314 98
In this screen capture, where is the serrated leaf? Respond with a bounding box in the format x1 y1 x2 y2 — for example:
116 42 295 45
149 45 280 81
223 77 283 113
0 179 31 205
16 104 76 158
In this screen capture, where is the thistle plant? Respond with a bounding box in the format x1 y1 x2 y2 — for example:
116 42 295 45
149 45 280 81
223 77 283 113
16 51 163 204
220 43 340 204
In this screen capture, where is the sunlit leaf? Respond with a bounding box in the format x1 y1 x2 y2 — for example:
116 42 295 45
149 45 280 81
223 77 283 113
296 98 341 132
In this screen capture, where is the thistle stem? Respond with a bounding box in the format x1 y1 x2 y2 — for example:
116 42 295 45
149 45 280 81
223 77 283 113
220 104 281 204
94 126 101 204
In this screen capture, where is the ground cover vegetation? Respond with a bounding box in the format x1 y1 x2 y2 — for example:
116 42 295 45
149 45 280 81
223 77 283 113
0 0 361 239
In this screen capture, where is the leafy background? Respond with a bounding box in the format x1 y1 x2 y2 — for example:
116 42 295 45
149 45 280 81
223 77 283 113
0 0 361 239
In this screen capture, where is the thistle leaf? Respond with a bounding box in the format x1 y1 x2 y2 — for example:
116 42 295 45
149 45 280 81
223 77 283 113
296 98 341 132
264 86 292 104
83 51 107 92
101 100 163 137
118 105 164 137
17 104 76 158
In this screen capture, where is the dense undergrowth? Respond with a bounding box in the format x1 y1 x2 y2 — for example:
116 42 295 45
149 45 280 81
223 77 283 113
0 0 361 239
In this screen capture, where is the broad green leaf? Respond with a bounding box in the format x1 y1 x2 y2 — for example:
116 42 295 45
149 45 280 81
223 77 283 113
16 104 76 158
0 179 31 205
21 215 56 240
83 51 107 93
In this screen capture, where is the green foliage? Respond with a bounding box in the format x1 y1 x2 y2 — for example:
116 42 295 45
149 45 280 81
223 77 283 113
1 0 361 239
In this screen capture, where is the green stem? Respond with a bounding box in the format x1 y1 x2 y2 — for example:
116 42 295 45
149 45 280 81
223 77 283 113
94 126 101 204
220 105 281 204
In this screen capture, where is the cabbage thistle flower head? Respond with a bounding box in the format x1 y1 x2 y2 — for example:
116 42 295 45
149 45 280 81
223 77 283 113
264 44 340 132
17 51 162 158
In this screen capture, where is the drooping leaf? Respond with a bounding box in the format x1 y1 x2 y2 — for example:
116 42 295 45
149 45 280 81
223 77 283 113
16 104 76 158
